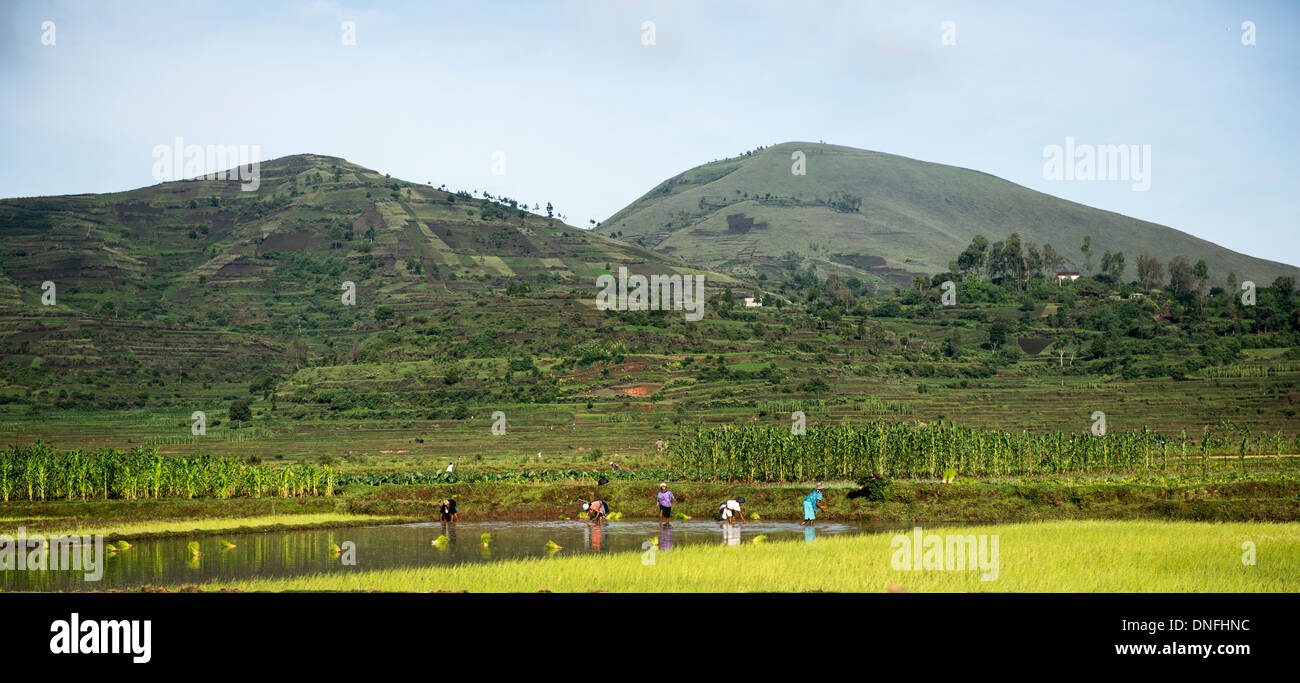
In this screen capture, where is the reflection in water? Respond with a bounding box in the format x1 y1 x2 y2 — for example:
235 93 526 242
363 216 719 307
0 519 880 591
804 526 816 544
658 524 674 551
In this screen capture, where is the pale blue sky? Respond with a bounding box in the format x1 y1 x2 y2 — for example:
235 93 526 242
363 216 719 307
2 0 1297 266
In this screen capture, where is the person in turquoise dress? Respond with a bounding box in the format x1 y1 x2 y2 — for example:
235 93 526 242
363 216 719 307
802 484 826 526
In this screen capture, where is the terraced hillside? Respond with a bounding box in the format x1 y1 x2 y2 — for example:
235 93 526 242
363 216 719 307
598 142 1300 291
0 154 739 398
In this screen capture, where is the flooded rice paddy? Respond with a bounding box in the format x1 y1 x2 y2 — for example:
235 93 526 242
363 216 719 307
1 519 904 591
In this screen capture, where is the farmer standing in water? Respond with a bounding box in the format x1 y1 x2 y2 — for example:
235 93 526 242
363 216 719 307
801 484 827 526
656 483 676 524
718 497 745 526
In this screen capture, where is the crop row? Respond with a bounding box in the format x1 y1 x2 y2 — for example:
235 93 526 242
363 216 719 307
0 442 335 501
667 421 1298 482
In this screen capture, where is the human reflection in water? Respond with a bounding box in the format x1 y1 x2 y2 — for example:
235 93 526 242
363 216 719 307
721 525 741 546
588 521 605 551
804 526 816 544
658 523 674 552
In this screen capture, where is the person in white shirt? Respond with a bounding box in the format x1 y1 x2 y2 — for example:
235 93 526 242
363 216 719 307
446 462 455 473
717 497 746 525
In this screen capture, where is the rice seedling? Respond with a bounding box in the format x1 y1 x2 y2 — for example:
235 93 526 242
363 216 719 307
606 512 624 520
432 535 449 547
750 513 761 520
481 532 492 547
545 540 562 551
942 468 957 484
114 540 131 550
750 535 768 544
187 541 200 558
329 543 342 555
221 540 237 551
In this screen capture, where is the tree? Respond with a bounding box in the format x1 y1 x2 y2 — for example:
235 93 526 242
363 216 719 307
1041 243 1065 274
1023 241 1043 279
1136 251 1164 289
545 202 553 218
1193 259 1210 295
229 399 252 423
1100 251 1125 283
1167 256 1197 297
956 235 989 274
988 323 1007 348
1080 235 1094 274
1002 233 1026 289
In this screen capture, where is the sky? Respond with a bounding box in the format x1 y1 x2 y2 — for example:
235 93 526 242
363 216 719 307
2 0 1298 267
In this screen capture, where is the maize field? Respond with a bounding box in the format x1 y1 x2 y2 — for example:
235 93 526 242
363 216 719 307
667 421 1298 482
0 442 336 502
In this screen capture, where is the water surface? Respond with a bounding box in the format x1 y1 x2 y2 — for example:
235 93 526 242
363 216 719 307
1 519 903 591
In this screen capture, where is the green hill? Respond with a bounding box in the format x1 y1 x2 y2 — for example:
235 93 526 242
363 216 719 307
0 154 737 389
598 142 1300 290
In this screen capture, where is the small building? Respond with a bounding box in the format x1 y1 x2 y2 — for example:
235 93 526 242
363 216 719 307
1055 271 1081 284
1128 292 1145 300
743 297 763 307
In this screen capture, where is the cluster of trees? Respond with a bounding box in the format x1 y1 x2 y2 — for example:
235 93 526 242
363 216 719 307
951 233 1069 289
951 233 1232 298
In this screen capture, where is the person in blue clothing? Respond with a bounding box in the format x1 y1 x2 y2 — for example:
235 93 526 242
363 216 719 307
801 483 827 526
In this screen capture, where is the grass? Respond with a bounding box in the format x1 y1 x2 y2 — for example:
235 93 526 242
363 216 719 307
23 513 399 541
178 520 1300 593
